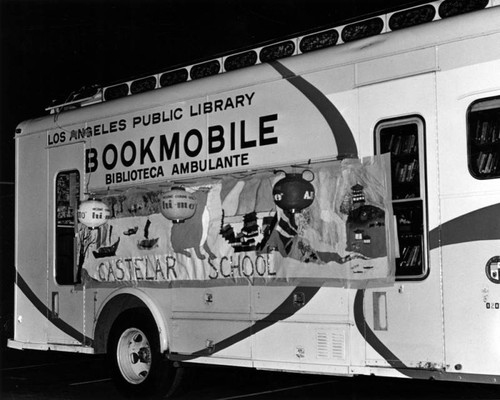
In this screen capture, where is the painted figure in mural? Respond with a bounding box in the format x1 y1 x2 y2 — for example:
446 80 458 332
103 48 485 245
219 174 277 253
77 225 96 282
93 224 120 259
137 219 159 250
171 189 216 260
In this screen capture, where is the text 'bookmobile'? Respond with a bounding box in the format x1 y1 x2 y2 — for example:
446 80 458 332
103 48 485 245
9 0 500 396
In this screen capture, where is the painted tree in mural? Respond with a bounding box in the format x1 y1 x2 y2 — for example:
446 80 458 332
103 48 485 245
77 225 96 282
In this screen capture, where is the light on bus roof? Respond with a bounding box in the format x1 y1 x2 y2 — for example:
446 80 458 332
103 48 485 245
160 69 188 87
130 76 157 94
224 51 258 71
190 60 221 80
103 83 129 101
300 29 339 53
389 5 436 30
260 41 295 63
438 0 488 18
341 17 384 42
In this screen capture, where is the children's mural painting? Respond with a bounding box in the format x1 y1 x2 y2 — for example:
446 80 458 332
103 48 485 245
78 155 397 288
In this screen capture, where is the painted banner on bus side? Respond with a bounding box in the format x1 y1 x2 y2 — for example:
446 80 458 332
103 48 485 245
79 155 397 288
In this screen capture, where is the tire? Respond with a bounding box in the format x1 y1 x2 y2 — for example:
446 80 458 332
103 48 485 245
108 309 183 398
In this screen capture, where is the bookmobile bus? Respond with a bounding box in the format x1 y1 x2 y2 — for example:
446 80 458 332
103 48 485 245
8 0 500 397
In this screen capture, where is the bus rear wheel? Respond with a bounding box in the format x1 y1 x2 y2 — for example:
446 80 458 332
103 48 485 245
108 310 183 398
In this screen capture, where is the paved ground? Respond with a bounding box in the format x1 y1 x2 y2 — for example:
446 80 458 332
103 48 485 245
2 347 500 399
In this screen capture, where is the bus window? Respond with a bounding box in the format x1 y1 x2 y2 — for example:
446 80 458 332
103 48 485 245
375 117 427 280
468 96 500 179
55 170 80 285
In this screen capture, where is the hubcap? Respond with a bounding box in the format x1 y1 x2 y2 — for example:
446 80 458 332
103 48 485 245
116 327 152 384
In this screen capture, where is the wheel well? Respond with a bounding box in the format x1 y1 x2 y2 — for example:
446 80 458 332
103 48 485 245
93 294 152 354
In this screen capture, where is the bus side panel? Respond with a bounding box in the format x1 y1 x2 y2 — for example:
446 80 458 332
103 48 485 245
358 73 445 369
14 132 49 345
46 144 85 345
170 286 252 359
252 286 350 368
437 56 500 376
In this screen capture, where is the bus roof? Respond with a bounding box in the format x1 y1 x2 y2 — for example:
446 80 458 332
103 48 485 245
16 0 500 137
42 0 495 115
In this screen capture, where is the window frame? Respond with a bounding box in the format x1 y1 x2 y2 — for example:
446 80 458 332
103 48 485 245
467 95 500 180
375 115 429 281
55 169 81 285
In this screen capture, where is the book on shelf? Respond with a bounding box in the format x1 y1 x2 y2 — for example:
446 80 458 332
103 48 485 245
408 245 420 267
386 133 418 155
399 244 421 267
394 159 418 183
485 152 494 173
388 134 395 153
477 151 500 174
393 136 402 155
475 119 500 144
403 134 416 154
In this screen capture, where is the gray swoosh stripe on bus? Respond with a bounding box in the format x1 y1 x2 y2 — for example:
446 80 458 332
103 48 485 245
429 202 500 250
269 60 358 159
16 272 94 346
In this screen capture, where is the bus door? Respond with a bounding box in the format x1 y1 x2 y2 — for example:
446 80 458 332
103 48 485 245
47 142 87 346
438 62 500 375
360 70 444 370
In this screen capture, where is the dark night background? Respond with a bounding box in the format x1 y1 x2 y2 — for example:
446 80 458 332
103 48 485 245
0 0 426 345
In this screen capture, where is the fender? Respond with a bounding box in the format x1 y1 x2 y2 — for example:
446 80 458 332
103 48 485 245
93 288 170 353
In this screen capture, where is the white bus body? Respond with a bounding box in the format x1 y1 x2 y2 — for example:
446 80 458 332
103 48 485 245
9 1 500 395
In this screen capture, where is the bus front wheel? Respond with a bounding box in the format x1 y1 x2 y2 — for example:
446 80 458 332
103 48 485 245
108 309 183 398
